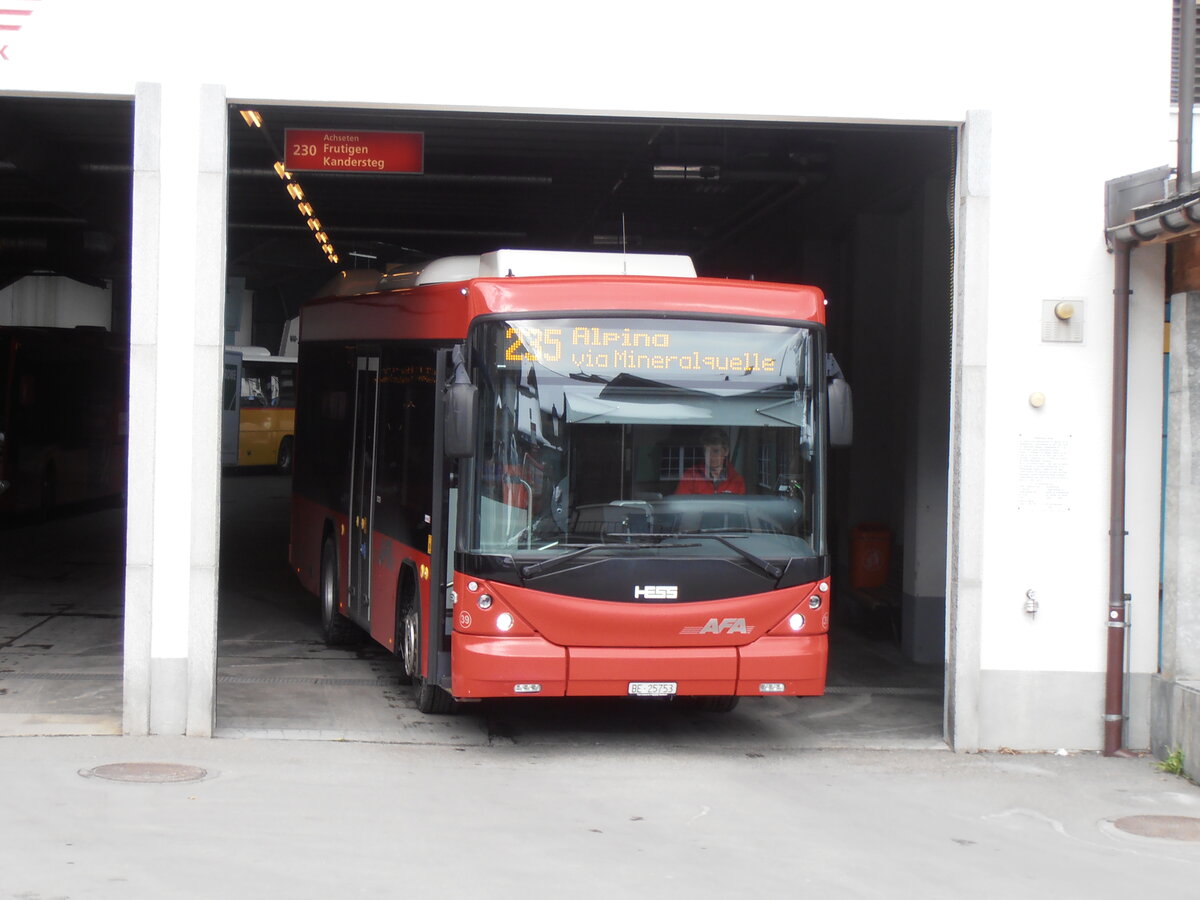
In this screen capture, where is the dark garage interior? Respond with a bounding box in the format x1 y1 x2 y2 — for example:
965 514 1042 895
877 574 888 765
0 95 953 740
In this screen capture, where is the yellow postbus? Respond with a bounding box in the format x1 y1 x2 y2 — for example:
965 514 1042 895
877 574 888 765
222 346 297 473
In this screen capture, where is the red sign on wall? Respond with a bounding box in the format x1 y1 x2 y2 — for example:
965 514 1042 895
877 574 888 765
284 130 424 174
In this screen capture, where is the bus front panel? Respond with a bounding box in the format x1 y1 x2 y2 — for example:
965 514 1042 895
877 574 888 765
451 313 831 700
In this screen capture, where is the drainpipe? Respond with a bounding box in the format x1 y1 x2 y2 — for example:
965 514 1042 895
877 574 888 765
1104 241 1132 757
1181 0 1195 195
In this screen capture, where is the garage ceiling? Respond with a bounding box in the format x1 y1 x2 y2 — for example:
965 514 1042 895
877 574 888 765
0 96 954 308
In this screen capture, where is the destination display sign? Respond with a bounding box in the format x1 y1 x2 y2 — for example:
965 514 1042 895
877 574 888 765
496 318 808 381
284 130 424 173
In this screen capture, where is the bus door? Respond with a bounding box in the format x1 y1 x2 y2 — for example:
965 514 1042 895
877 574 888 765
425 347 461 690
347 355 380 622
221 350 241 466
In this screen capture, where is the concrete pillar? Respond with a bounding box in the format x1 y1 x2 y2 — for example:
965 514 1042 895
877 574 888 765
945 111 990 751
1162 292 1200 681
123 82 226 737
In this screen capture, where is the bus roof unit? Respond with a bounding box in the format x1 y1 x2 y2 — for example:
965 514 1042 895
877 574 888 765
415 249 697 286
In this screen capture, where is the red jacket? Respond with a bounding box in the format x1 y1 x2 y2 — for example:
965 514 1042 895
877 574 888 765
675 464 745 495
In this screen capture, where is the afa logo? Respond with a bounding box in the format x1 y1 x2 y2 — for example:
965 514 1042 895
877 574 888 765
680 617 753 635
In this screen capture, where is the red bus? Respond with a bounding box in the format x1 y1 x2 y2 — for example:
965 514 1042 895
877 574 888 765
0 325 127 518
289 250 843 713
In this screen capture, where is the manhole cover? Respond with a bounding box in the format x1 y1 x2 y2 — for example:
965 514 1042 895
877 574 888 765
1110 815 1200 842
80 762 208 783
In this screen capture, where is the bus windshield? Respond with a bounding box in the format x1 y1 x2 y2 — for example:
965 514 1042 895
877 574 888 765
466 316 825 572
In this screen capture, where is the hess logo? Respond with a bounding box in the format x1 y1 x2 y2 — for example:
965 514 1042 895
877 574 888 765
680 617 752 635
634 585 678 599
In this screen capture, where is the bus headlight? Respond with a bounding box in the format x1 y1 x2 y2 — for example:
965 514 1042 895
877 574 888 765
496 612 515 632
788 613 805 631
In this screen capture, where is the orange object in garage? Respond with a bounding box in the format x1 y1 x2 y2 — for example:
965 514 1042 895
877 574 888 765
850 524 891 589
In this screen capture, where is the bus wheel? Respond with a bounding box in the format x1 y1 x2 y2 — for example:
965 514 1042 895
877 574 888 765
391 582 413 685
276 436 294 474
402 603 454 714
415 680 455 715
320 536 356 646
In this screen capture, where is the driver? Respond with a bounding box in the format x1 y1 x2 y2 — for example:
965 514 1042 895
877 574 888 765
675 428 745 495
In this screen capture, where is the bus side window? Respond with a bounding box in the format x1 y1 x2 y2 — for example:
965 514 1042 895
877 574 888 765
241 376 265 407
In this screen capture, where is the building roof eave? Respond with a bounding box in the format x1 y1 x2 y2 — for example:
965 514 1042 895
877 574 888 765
1106 192 1200 247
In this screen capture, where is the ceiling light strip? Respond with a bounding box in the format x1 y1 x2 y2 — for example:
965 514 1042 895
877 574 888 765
242 108 339 265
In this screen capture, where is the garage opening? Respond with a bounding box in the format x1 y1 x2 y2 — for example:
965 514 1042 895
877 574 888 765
0 95 133 735
215 104 955 746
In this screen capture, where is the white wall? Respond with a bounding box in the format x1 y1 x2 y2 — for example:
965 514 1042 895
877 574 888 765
1 0 1175 747
3 2 1160 129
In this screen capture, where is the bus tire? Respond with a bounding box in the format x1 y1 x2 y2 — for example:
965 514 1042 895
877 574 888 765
392 573 415 685
276 436 294 474
415 680 455 715
320 536 357 646
401 600 454 714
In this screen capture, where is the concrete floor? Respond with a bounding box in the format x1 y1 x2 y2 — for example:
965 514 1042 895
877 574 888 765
1 473 945 747
0 500 125 736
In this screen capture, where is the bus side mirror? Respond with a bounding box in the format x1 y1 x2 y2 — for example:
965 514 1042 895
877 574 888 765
828 377 853 447
443 382 478 458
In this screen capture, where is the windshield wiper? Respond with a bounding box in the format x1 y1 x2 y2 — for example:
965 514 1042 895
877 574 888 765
655 532 783 580
519 540 674 580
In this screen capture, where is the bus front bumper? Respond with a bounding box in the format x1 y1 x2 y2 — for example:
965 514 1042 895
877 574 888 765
450 632 827 699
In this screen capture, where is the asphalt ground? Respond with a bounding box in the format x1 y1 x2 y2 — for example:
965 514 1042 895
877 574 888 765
1 736 1197 899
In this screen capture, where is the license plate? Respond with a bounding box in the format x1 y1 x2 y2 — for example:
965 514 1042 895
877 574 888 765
628 681 677 696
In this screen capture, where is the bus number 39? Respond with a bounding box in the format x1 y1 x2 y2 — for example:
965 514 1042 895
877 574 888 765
505 327 562 363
